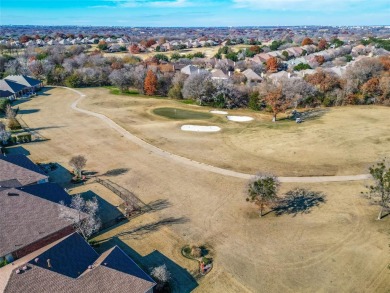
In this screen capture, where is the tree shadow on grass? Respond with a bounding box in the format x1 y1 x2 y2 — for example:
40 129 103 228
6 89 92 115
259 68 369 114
147 199 172 212
299 109 330 121
116 217 189 238
18 109 40 115
274 188 326 217
102 168 130 177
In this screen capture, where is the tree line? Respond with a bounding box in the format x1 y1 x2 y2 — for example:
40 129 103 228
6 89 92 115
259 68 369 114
0 45 389 121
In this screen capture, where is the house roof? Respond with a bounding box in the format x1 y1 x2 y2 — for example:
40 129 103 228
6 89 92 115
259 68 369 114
5 75 41 88
268 71 292 80
17 183 72 205
0 89 14 98
0 179 22 191
3 233 156 293
0 79 25 94
242 68 262 81
181 64 201 75
211 69 229 80
0 186 78 257
0 154 48 186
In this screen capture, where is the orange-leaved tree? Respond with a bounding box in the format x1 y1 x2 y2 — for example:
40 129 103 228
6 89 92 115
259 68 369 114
266 57 279 73
129 44 140 54
264 86 288 122
144 70 158 96
314 55 326 65
318 39 328 50
301 37 314 46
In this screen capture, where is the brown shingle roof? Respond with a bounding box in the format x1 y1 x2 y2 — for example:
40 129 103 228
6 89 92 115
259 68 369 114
0 187 77 257
0 155 48 186
3 233 156 293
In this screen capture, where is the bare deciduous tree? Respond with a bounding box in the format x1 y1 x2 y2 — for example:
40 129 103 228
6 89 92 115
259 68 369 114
59 194 101 239
0 122 10 144
151 264 171 283
69 155 87 178
109 69 132 92
182 71 214 102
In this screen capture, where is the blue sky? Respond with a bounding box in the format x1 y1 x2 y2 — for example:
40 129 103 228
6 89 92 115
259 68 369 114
1 0 389 26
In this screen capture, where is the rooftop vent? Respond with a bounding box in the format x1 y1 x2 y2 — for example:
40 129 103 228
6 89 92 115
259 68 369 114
47 259 51 268
7 192 19 196
34 258 39 263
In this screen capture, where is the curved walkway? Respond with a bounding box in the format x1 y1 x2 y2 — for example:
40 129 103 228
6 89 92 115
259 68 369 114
58 86 371 183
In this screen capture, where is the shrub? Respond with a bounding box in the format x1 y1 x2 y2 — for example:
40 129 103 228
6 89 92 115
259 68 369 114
183 246 191 255
8 118 22 130
191 246 202 258
294 63 312 71
65 73 82 88
0 98 10 113
0 258 8 268
322 96 335 107
16 133 32 143
202 257 212 265
248 91 261 110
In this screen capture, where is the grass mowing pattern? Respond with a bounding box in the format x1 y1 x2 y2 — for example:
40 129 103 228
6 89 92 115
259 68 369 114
153 107 213 120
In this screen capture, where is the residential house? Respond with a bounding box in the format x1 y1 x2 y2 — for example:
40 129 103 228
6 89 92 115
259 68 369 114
5 75 43 92
268 71 294 81
0 79 26 100
211 69 229 80
252 53 272 63
1 233 156 293
181 65 205 75
242 69 262 83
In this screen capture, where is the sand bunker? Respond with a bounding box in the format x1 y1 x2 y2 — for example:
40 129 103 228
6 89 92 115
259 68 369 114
210 110 228 115
181 125 221 132
226 116 254 122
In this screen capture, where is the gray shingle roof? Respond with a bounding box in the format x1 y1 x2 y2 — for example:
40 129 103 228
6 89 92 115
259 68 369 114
0 155 48 186
0 79 25 94
4 233 156 293
243 68 262 81
5 75 42 88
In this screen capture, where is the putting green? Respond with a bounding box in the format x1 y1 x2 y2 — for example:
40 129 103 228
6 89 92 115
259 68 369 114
153 107 213 120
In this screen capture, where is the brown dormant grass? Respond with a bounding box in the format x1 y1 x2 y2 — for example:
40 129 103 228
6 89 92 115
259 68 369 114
79 87 390 176
13 87 389 292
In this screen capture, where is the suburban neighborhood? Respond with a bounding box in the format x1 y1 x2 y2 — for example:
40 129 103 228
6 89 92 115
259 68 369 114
0 1 389 292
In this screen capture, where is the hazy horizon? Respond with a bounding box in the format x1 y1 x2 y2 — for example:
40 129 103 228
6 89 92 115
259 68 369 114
1 0 389 27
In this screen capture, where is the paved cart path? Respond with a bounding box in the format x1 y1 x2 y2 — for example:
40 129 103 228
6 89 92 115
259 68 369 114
62 86 371 183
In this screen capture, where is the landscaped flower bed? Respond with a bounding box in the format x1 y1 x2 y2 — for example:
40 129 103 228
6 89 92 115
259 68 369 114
181 245 213 275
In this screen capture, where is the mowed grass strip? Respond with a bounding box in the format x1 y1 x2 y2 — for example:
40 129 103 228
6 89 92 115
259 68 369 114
153 107 213 120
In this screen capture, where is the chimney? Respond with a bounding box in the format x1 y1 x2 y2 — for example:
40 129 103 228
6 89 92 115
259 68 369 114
47 259 51 268
228 71 231 77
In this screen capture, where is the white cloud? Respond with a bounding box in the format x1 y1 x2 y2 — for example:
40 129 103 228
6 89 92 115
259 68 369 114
232 0 387 11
